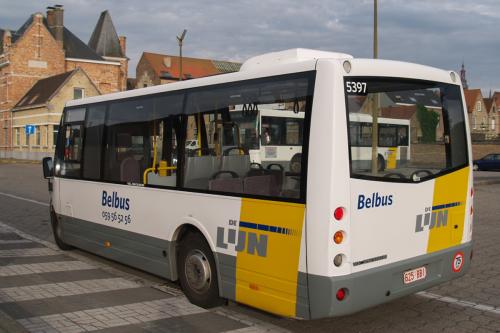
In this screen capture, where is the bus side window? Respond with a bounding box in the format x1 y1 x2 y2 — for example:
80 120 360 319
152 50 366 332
83 105 106 180
60 107 85 178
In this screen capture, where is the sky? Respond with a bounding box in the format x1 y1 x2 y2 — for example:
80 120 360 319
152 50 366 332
1 0 499 94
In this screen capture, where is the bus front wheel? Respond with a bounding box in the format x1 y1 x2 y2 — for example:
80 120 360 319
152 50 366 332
50 208 73 251
178 232 224 308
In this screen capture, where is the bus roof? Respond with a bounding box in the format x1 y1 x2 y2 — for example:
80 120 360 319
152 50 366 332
66 48 460 109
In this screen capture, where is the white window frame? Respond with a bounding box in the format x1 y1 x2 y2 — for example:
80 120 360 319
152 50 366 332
74 87 85 100
476 101 482 112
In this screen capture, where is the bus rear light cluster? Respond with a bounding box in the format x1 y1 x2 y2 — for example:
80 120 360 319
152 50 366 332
333 207 345 221
334 231 344 244
336 288 348 301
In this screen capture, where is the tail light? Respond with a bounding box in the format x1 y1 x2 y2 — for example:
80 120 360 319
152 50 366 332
333 207 345 221
336 288 348 301
334 231 344 244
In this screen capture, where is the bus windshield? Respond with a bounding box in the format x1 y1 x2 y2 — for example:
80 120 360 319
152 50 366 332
345 78 468 182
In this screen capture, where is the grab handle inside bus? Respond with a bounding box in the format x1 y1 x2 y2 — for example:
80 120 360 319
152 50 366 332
42 157 53 179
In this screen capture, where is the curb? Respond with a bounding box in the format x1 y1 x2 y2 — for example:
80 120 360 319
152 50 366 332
0 310 27 333
0 159 40 165
474 180 500 186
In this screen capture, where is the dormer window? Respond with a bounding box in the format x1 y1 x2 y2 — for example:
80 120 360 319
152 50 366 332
476 101 481 112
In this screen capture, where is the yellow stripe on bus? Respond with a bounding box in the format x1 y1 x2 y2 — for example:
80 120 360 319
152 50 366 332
235 198 305 317
427 167 469 253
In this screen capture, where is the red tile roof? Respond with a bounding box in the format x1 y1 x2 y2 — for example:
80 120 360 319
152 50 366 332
492 92 500 110
380 105 417 120
463 89 482 114
141 52 240 80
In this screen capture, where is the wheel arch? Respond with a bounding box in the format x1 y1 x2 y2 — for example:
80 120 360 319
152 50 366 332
167 218 219 283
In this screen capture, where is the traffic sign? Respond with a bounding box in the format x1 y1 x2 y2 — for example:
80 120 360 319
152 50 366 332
25 125 35 135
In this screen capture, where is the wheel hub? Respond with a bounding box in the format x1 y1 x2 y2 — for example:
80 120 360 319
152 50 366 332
185 249 211 293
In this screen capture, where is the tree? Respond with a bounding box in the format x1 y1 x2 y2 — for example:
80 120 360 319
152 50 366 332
416 104 439 143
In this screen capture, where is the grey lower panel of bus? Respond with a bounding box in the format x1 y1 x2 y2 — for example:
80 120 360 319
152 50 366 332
58 215 176 280
215 252 236 300
304 242 473 320
57 214 237 300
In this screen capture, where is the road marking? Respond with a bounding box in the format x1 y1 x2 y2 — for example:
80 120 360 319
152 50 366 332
0 248 58 257
17 297 207 332
0 191 49 207
0 239 33 244
417 291 500 316
0 221 183 296
0 261 95 277
0 277 140 302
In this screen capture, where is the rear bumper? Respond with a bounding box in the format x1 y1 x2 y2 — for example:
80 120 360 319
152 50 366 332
306 242 473 319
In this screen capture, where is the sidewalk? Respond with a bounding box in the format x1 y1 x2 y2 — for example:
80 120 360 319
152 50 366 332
0 222 287 333
0 159 40 165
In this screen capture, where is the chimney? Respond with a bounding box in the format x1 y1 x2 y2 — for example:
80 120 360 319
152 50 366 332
46 5 64 45
118 36 126 56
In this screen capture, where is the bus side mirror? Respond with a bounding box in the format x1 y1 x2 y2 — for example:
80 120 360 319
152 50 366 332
42 157 53 179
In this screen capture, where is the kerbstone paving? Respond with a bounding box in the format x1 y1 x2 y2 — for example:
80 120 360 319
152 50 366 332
0 261 95 276
0 278 140 302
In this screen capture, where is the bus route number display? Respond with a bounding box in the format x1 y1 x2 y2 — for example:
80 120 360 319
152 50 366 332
345 81 368 95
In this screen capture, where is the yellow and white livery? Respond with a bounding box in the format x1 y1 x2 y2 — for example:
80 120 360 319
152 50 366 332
43 49 473 319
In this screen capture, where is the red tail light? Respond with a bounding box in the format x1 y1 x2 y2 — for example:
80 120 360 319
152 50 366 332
334 207 345 221
336 288 347 301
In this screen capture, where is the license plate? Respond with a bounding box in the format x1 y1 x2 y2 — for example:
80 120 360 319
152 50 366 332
403 266 427 284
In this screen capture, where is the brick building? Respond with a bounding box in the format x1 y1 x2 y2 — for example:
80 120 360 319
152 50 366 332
463 89 493 139
0 5 127 158
11 69 100 160
136 52 240 88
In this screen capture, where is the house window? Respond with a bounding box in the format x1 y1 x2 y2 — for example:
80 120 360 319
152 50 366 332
25 129 30 146
52 125 59 147
15 128 20 146
492 118 496 130
476 101 482 112
2 121 7 145
74 88 85 99
35 126 41 146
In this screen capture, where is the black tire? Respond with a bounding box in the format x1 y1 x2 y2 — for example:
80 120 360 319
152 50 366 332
50 208 73 251
178 232 224 308
377 154 386 172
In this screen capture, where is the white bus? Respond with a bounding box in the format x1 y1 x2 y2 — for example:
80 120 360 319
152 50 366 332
43 49 473 319
215 105 305 171
349 113 410 172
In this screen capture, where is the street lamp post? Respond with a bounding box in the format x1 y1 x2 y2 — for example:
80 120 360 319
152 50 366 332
371 0 379 175
177 29 187 81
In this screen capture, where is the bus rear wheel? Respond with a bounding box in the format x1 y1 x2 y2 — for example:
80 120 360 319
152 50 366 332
50 208 73 251
178 232 224 308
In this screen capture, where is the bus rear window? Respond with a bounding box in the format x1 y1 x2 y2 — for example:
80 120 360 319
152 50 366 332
345 78 468 182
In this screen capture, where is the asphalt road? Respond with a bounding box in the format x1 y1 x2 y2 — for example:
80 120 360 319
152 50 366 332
1 162 500 332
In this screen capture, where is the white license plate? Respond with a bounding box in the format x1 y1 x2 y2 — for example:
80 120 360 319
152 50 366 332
403 266 427 284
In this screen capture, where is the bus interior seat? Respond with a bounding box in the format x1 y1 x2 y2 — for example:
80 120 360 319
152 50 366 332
243 175 278 196
117 133 141 183
184 155 218 190
220 154 250 178
208 171 243 193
